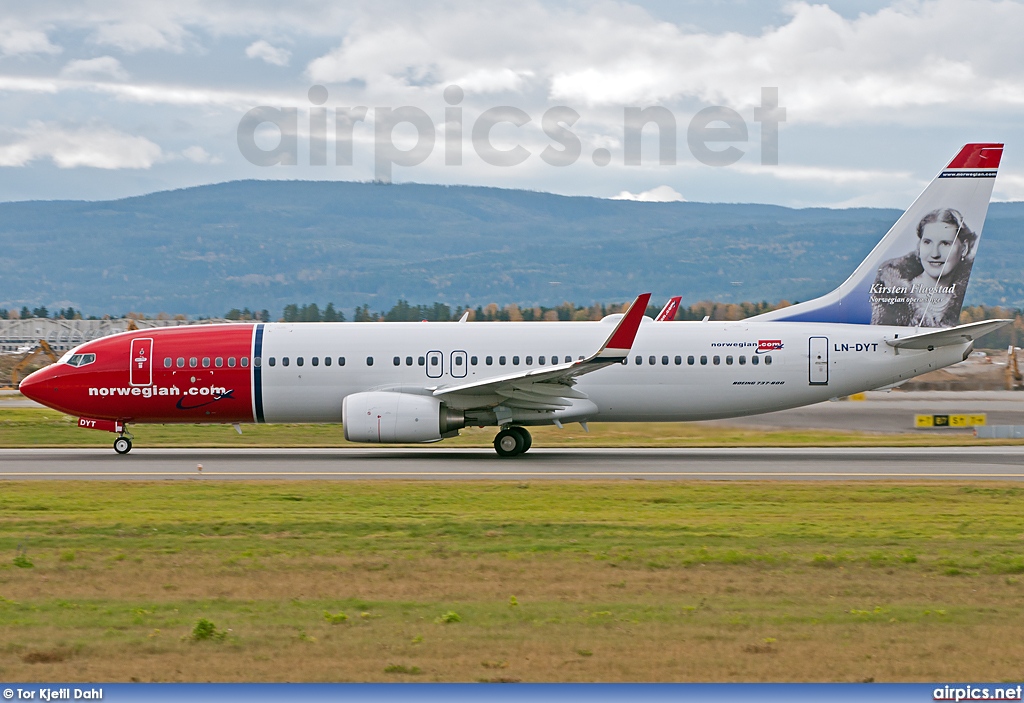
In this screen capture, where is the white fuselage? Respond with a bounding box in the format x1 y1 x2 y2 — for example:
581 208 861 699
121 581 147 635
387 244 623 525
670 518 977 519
256 318 966 424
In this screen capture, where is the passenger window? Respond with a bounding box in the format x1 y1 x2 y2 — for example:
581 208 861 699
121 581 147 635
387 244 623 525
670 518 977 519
499 356 506 366
241 357 249 368
406 356 413 366
215 357 223 368
430 356 438 366
251 357 259 368
765 355 773 365
228 357 236 367
512 356 520 365
675 356 682 365
269 357 276 367
164 357 172 368
662 356 669 365
297 357 304 367
713 356 721 365
739 356 746 365
455 356 463 366
202 357 211 368
726 356 733 365
418 356 425 366
366 357 374 366
526 356 533 365
688 356 695 365
393 356 401 366
339 357 346 366
312 357 319 367
324 357 332 367
177 357 185 368
190 357 198 368
551 356 558 364
470 356 478 365
486 356 493 366
283 357 290 367
635 355 642 365
649 356 656 366
751 355 759 366
700 355 708 365
537 356 544 365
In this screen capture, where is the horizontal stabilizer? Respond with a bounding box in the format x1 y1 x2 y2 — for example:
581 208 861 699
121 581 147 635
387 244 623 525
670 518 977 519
885 319 1012 350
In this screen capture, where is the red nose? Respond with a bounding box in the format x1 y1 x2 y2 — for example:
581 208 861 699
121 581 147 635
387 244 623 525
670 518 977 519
19 365 61 408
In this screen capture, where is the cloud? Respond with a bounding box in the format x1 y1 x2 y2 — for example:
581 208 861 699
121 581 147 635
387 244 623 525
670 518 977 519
993 173 1024 202
450 68 532 93
302 0 1024 124
0 122 162 169
245 39 291 67
89 21 186 53
0 25 61 57
60 56 128 80
181 145 221 164
730 163 914 185
611 185 685 202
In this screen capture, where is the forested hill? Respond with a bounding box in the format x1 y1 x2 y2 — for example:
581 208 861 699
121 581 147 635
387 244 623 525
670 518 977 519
2 180 1022 317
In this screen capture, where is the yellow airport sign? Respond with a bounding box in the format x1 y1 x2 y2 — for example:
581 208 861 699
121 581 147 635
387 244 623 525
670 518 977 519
915 414 987 428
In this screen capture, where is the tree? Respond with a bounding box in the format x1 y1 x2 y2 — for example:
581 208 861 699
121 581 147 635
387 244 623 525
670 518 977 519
353 305 373 322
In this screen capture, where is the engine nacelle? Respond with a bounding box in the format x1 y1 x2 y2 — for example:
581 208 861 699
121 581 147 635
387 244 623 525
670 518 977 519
342 391 465 443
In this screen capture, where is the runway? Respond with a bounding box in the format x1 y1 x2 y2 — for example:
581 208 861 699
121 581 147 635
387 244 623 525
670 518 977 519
2 446 1023 480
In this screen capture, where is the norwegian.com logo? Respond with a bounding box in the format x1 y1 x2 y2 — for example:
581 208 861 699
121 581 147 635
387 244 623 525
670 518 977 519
757 340 784 353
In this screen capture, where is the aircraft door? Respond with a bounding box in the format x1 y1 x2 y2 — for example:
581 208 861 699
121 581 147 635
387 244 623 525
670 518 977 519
809 336 828 385
426 350 443 379
130 338 153 386
451 350 467 378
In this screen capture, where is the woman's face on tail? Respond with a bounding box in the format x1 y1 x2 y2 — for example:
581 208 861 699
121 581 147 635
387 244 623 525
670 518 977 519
918 221 964 279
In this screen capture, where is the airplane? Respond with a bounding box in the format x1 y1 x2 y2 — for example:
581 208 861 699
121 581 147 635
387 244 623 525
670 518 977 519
19 143 1010 457
655 296 682 322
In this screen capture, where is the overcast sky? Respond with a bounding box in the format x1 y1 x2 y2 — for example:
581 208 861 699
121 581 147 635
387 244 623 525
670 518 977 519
1 0 1023 207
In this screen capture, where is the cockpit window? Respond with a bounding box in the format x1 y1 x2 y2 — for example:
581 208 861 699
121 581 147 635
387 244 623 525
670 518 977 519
66 353 96 367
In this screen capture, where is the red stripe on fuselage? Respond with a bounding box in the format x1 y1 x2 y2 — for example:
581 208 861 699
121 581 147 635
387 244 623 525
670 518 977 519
20 325 256 424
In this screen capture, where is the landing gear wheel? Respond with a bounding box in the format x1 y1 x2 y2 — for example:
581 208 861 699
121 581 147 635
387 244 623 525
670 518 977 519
113 437 132 455
510 426 532 453
494 428 524 457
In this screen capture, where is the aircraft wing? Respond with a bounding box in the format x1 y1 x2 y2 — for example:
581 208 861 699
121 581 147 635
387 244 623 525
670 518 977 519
885 319 1012 350
433 293 651 411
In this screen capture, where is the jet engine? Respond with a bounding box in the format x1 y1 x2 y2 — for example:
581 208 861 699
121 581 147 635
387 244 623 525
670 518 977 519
342 391 465 443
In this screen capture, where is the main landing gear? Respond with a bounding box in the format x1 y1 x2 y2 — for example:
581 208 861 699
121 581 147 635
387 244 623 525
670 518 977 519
493 426 532 457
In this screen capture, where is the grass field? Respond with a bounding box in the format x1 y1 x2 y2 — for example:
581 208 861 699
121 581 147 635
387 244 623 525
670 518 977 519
2 480 1024 682
0 406 1012 448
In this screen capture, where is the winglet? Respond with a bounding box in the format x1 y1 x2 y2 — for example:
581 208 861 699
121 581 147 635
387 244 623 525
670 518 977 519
597 293 650 359
655 296 681 322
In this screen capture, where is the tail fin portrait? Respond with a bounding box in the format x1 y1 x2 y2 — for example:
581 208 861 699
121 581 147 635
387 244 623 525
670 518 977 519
757 143 1003 327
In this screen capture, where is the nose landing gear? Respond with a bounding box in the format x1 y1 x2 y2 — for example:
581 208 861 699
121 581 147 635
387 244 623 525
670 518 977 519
113 431 133 455
493 426 532 457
